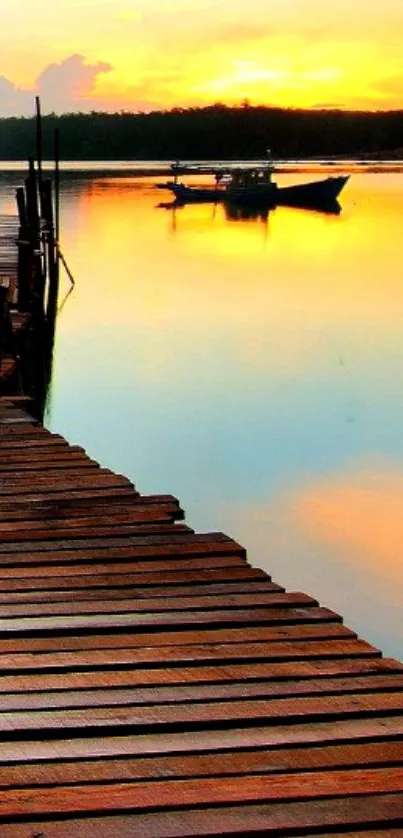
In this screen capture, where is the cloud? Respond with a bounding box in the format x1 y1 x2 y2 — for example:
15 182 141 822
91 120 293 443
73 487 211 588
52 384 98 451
36 54 113 112
0 75 33 116
0 55 113 117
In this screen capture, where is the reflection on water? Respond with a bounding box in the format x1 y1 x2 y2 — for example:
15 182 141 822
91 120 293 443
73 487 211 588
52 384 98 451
5 167 400 659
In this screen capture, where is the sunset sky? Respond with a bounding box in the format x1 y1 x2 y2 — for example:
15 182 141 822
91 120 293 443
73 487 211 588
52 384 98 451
0 0 402 115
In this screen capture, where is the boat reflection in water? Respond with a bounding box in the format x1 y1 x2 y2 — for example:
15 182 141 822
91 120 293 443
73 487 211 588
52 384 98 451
158 195 342 225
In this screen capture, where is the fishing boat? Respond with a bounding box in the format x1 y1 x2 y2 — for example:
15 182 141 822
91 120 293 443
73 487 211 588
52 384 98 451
157 160 349 210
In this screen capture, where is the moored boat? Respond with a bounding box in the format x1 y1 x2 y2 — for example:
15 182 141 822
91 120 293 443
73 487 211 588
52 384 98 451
157 161 349 210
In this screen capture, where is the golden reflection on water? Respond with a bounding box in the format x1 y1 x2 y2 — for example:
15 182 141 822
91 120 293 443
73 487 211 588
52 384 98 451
294 467 403 575
49 171 403 658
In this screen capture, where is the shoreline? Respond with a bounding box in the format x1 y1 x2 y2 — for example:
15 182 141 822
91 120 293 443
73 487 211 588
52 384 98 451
1 159 403 178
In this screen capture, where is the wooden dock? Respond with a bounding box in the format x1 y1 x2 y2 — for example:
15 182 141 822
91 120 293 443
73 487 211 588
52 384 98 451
0 398 402 835
0 160 59 409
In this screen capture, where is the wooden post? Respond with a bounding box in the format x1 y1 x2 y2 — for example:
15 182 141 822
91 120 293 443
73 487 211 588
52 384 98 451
16 187 32 311
16 187 28 228
35 96 43 193
25 158 45 314
54 127 60 245
25 157 39 234
42 179 59 320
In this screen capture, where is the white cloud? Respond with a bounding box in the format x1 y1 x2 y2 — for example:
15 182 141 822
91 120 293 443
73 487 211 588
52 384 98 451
0 55 113 116
0 75 33 116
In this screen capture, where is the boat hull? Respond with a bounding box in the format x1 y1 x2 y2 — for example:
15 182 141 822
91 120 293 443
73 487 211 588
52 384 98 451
276 175 349 207
158 175 349 210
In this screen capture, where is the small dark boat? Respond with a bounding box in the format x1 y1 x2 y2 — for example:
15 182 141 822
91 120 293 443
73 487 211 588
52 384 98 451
157 160 349 211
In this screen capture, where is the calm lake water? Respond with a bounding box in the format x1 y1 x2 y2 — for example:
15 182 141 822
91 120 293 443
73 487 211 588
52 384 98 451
1 162 402 660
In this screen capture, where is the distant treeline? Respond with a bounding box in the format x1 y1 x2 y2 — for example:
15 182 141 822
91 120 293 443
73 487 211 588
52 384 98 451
1 104 403 160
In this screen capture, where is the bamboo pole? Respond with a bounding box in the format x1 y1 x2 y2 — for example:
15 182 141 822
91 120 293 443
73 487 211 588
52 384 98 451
54 127 60 245
35 96 43 194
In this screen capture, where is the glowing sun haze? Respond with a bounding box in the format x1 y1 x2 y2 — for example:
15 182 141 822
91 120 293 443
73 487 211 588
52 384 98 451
0 0 402 115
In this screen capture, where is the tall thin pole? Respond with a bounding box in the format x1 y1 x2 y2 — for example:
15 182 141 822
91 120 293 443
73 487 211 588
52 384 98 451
54 127 60 245
35 96 43 191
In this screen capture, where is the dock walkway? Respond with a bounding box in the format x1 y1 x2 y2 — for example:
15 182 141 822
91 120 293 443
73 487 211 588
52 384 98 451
0 398 402 835
0 213 33 392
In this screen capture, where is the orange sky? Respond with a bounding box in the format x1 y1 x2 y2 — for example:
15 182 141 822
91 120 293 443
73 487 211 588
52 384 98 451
0 0 402 114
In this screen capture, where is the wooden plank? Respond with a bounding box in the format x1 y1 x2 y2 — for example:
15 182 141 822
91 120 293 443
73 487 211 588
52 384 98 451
0 768 402 819
0 498 181 523
300 833 403 838
0 556 250 576
0 504 183 531
0 437 83 449
0 500 183 524
0 457 99 472
0 607 365 634
0 580 285 602
0 465 132 480
0 639 382 671
0 564 265 582
0 445 86 460
1 715 403 764
0 478 134 496
0 470 133 492
0 552 248 576
0 487 138 505
0 640 386 672
0 415 35 425
0 532 240 555
0 622 355 655
0 656 398 693
0 502 183 522
0 741 402 787
0 673 402 712
0 425 62 437
0 692 401 735
0 590 319 616
3 796 402 837
0 520 190 543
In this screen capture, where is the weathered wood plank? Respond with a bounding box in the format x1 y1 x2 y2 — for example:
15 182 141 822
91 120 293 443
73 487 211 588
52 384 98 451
3 796 402 837
0 445 86 460
0 657 398 693
0 471 133 495
0 502 183 526
1 715 403 763
0 494 180 521
0 607 368 634
0 532 241 555
0 590 319 617
0 556 250 575
0 768 401 819
0 622 355 655
0 488 139 507
1 690 402 734
0 639 380 671
0 580 285 602
0 674 402 712
0 741 402 787
0 564 264 583
0 520 190 543
0 458 99 472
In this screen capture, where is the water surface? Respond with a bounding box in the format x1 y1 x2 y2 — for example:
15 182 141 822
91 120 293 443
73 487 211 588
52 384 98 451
2 165 402 659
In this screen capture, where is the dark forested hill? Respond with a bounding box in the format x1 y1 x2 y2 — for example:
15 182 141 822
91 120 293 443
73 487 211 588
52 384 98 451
1 105 403 160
